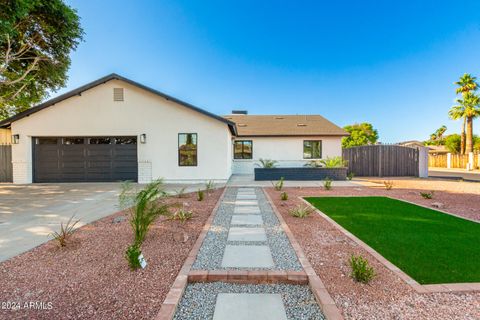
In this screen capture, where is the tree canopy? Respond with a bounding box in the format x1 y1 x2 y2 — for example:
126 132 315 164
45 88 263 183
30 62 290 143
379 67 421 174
342 122 379 148
0 0 84 120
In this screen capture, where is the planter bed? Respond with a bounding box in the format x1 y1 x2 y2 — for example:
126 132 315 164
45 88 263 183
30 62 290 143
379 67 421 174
254 167 347 181
0 188 224 320
266 185 480 320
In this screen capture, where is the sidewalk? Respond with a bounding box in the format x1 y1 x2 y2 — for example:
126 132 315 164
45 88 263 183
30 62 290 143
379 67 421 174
429 167 480 182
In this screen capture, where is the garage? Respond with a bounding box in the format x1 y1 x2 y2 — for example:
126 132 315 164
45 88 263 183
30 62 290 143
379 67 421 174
33 136 138 182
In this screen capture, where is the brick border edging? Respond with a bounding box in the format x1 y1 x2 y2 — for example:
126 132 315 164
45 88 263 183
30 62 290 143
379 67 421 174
154 187 228 320
263 188 344 320
299 197 480 294
188 269 308 284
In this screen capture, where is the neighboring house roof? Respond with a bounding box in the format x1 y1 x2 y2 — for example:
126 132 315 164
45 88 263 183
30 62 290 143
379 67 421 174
397 140 426 148
428 145 449 154
223 114 348 137
0 73 237 135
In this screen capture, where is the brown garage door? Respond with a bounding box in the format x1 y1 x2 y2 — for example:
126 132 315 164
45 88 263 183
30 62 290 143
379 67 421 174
33 137 138 182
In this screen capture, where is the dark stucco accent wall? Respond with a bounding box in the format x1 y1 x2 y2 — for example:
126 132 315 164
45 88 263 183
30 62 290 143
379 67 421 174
254 167 347 181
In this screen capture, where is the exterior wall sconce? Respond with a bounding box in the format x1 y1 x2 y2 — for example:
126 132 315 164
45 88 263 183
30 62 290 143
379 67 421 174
140 134 146 144
12 134 20 144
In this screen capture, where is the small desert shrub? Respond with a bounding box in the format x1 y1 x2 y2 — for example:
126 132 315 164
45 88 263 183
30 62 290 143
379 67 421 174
257 158 277 168
349 254 375 284
125 244 142 270
273 177 284 191
420 191 434 199
120 180 170 270
323 177 333 190
289 205 313 218
50 214 80 247
170 208 193 223
383 180 394 190
347 172 355 180
197 189 205 201
205 180 214 193
280 192 288 201
174 187 187 198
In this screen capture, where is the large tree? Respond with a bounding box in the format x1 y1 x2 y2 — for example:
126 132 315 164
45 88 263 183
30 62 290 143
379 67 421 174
342 122 379 148
451 92 480 153
0 0 84 120
450 73 478 154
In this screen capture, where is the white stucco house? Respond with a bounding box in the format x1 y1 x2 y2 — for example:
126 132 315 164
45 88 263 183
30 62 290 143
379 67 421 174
0 74 348 184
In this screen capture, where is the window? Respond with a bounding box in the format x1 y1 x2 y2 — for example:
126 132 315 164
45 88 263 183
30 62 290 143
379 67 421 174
63 137 84 145
115 137 137 144
37 138 58 145
178 133 197 166
89 137 111 144
234 140 253 159
303 140 322 159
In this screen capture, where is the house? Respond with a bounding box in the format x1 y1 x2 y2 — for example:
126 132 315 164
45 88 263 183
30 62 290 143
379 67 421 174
397 140 425 148
0 74 347 184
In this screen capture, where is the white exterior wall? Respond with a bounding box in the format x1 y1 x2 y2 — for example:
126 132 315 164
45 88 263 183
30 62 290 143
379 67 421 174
10 80 232 184
232 136 343 174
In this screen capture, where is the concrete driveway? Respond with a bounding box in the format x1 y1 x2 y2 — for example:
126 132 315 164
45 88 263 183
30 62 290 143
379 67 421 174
0 182 224 262
0 183 123 262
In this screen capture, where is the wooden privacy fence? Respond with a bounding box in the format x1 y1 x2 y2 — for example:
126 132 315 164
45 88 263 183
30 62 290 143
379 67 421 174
429 153 479 169
0 144 12 182
342 145 419 177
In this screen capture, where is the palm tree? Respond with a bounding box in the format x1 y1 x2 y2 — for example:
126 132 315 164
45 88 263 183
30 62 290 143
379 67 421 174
451 74 478 154
452 92 480 153
435 125 447 140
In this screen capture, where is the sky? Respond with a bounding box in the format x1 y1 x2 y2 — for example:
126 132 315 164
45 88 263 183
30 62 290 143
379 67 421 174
63 0 480 142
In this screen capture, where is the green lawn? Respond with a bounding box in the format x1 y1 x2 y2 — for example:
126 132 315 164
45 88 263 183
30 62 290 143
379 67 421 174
304 196 480 284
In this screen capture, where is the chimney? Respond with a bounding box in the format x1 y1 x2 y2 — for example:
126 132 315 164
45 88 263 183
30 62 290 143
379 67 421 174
232 110 248 115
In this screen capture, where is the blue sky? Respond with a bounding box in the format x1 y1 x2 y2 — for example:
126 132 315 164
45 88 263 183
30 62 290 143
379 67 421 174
64 0 480 142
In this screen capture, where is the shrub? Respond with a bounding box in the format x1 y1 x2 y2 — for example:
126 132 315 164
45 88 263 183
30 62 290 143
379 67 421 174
347 172 355 180
205 180 214 193
174 187 187 198
323 177 333 190
349 254 375 284
119 180 169 246
50 214 80 247
280 192 288 201
197 189 205 201
170 208 193 223
320 156 348 168
383 180 394 190
273 177 284 191
289 205 313 218
125 244 142 270
257 158 277 168
420 191 434 199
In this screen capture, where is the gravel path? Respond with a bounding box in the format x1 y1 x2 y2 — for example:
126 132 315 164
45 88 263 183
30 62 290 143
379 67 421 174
173 282 325 320
192 187 302 270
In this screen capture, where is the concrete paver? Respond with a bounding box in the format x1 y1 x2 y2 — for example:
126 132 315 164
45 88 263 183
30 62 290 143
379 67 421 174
221 245 274 268
227 227 267 242
231 215 263 226
213 293 287 320
233 206 261 214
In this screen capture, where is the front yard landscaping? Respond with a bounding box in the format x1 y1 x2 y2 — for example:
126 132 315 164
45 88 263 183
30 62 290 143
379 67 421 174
305 196 480 284
0 188 224 320
267 183 480 320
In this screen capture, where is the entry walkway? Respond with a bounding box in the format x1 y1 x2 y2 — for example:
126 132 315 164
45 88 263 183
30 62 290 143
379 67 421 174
174 187 324 319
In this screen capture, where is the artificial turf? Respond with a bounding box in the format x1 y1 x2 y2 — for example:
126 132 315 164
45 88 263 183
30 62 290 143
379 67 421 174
304 196 480 284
